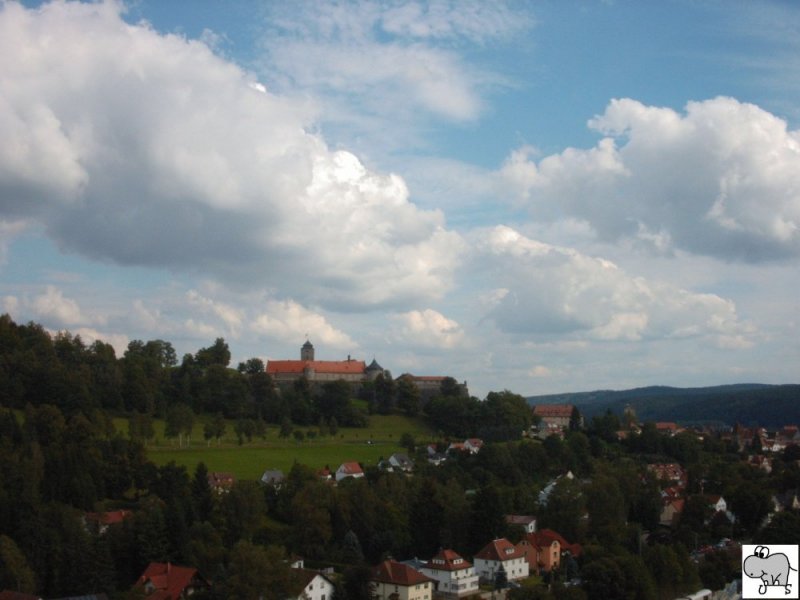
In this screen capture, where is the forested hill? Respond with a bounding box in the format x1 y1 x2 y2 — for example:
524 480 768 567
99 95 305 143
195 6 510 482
527 383 800 428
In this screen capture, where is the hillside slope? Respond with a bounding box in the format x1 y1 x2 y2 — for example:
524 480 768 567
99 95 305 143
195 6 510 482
527 384 800 427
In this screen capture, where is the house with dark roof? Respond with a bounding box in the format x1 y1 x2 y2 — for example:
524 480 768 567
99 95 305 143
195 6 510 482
380 453 414 473
372 559 433 600
286 569 334 600
135 562 209 600
419 549 479 598
505 514 537 534
260 469 284 486
473 538 529 583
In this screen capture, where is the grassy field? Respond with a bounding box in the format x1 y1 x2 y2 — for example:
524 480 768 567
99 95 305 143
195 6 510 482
142 413 437 481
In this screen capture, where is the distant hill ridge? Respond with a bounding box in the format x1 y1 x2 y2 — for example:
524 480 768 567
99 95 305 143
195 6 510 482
527 383 800 428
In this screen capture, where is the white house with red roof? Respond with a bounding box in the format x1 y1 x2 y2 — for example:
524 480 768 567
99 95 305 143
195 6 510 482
335 461 364 482
419 549 479 598
473 538 529 583
464 438 484 454
136 562 210 600
371 559 433 600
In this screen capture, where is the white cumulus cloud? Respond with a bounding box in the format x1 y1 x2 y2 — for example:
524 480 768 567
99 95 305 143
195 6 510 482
0 1 461 310
500 97 800 261
471 225 753 346
393 308 465 349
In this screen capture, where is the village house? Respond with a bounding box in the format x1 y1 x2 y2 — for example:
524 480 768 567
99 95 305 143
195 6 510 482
260 469 284 486
371 559 433 600
83 509 132 535
335 462 364 482
517 532 559 574
380 453 414 473
136 562 210 600
447 438 484 455
505 514 537 534
532 404 579 430
473 538 529 583
286 569 334 600
660 498 685 528
207 472 235 494
418 549 479 598
517 529 583 575
647 463 687 488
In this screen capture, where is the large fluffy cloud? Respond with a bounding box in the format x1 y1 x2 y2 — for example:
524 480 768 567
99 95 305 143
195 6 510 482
472 226 753 348
0 0 462 309
501 97 800 261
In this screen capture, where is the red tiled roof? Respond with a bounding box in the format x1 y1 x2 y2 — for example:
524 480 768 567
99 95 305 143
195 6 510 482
527 529 582 557
424 549 472 571
86 509 132 525
655 422 679 431
372 560 432 586
533 404 574 418
266 360 366 375
474 538 525 561
338 462 363 475
137 563 205 600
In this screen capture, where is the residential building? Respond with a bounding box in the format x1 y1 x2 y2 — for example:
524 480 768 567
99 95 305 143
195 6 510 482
380 453 414 473
517 528 582 574
84 509 132 535
532 404 578 429
286 569 334 600
372 559 433 600
419 549 479 598
260 469 284 486
517 532 560 574
660 498 685 527
207 472 235 494
505 515 537 534
473 538 529 583
136 562 210 600
335 462 364 482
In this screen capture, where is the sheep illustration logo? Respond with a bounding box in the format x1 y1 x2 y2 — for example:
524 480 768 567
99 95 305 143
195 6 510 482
742 545 798 598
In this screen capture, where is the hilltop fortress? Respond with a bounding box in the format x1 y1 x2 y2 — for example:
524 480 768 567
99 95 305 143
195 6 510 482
266 340 468 399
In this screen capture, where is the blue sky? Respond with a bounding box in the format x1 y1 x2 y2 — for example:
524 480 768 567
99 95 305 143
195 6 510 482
2 0 799 398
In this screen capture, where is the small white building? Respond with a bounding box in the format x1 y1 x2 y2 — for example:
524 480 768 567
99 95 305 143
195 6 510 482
336 461 365 482
287 569 334 600
419 549 480 598
473 538 529 583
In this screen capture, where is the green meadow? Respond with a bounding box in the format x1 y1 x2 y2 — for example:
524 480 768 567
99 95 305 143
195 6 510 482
141 413 437 480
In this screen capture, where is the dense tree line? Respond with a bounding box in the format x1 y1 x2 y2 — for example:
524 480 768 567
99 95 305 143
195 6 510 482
1 314 799 599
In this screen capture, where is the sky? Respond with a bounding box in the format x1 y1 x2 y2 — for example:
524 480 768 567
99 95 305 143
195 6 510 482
1 0 799 399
